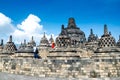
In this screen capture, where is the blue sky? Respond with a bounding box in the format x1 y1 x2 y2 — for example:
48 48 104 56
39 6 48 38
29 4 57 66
0 0 120 44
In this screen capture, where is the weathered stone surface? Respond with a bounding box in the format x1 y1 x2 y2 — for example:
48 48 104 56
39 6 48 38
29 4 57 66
1 72 120 80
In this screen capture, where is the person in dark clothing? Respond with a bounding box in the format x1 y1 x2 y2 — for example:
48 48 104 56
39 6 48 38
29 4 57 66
33 47 40 59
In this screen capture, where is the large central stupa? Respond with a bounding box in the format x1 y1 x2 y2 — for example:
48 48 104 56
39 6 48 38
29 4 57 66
56 17 86 47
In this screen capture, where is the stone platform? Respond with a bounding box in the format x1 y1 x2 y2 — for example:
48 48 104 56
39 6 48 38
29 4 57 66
0 72 120 80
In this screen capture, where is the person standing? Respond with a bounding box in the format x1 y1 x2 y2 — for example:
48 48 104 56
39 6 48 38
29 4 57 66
33 47 39 59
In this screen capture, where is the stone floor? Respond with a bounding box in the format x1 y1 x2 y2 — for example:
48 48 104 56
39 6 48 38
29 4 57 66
0 72 120 80
0 72 71 80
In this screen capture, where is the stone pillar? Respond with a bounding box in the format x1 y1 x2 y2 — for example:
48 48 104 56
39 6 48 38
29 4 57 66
9 35 12 42
24 39 26 45
32 36 33 41
90 29 93 35
1 39 3 46
109 32 111 35
50 35 52 39
61 24 64 30
104 24 108 35
68 17 76 28
43 32 45 38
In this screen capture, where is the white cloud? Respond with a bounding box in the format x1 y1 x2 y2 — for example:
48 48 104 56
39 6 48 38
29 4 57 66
0 13 56 45
0 13 11 25
12 14 44 44
17 14 43 34
0 13 15 35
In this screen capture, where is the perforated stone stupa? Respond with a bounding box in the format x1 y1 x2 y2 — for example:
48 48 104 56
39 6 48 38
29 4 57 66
3 35 17 53
95 24 120 52
39 32 50 48
85 29 98 51
49 35 54 45
17 39 34 53
88 29 98 42
28 36 36 47
19 39 27 50
99 24 116 48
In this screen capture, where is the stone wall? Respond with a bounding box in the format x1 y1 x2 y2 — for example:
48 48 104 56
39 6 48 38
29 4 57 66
0 58 92 78
0 52 120 78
